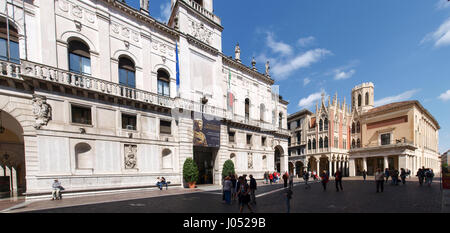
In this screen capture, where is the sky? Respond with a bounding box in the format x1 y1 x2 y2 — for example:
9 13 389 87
126 0 450 153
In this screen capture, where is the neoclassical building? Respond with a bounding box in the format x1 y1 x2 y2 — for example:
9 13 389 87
288 82 440 177
0 0 289 198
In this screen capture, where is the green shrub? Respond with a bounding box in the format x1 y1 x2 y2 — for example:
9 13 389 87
183 158 199 183
222 160 236 179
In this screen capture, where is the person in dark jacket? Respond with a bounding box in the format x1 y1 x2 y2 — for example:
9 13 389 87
249 175 257 205
237 177 253 213
334 170 343 192
230 174 237 202
417 167 425 186
283 172 288 188
400 168 407 185
384 168 390 183
320 170 329 191
362 170 367 182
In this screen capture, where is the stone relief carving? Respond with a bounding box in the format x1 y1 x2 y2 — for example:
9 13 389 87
124 145 137 169
72 5 83 18
122 27 130 38
188 18 213 45
58 0 69 12
85 11 95 23
32 95 52 129
248 153 253 169
111 23 120 34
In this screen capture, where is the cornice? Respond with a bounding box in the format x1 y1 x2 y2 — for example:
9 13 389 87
221 54 275 86
186 34 219 55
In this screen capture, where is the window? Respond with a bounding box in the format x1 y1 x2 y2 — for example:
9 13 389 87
0 21 20 64
157 69 170 97
160 120 171 134
356 121 361 133
312 138 316 149
297 148 301 155
228 131 235 143
308 139 312 150
319 119 323 131
319 137 323 148
246 134 252 145
324 136 329 148
68 40 91 75
343 139 347 149
297 132 301 143
358 94 362 107
71 105 92 125
296 119 301 128
352 139 356 149
357 138 361 148
352 122 355 134
122 114 137 130
288 122 291 130
119 56 136 88
288 137 291 146
261 136 267 146
381 133 391 145
324 118 328 130
365 92 369 106
279 113 283 128
260 104 265 122
193 0 203 6
245 99 250 122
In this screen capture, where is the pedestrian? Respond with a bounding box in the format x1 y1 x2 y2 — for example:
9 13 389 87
312 171 317 181
362 169 367 182
400 168 407 185
231 174 237 202
289 173 294 189
269 173 273 185
334 169 343 192
375 168 384 193
303 171 310 189
425 169 434 186
249 174 257 205
237 177 253 213
264 172 268 184
417 167 425 186
384 168 390 183
392 169 399 185
285 187 293 213
223 176 232 205
283 172 288 188
320 170 329 191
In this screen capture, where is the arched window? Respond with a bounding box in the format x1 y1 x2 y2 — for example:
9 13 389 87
0 20 20 63
279 112 283 128
352 139 356 148
324 118 328 130
358 94 362 107
162 149 173 169
119 56 136 88
319 119 323 131
68 39 91 75
260 103 265 122
365 92 369 106
308 139 312 150
75 143 93 169
157 69 170 97
312 138 316 149
356 121 361 133
245 98 250 122
357 138 361 148
319 137 323 148
296 132 301 143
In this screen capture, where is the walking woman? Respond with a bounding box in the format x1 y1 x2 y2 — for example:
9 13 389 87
237 177 253 213
375 168 384 193
320 170 329 191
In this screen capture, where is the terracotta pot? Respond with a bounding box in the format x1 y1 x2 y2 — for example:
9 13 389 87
188 181 196 189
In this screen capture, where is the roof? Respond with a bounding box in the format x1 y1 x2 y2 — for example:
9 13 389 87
288 109 313 120
363 100 440 129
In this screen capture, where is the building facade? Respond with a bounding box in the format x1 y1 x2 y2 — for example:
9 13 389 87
288 82 440 177
0 0 289 197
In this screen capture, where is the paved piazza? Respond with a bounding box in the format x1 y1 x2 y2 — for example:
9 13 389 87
7 177 442 213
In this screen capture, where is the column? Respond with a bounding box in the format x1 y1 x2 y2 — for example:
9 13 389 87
329 159 332 174
316 159 320 174
293 165 296 176
383 156 389 170
0 165 4 177
349 158 356 177
333 160 336 174
5 166 11 192
363 157 367 171
11 167 17 194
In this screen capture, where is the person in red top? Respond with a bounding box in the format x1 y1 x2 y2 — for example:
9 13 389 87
334 169 343 192
320 170 329 191
269 173 273 185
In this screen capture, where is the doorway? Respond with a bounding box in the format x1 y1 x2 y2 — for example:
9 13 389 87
193 146 217 184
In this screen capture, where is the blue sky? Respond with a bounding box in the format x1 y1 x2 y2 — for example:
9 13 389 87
127 0 450 153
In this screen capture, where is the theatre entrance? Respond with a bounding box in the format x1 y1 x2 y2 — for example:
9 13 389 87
193 146 218 185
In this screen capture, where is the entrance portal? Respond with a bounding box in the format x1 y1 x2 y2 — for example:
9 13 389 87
193 147 217 185
0 110 26 197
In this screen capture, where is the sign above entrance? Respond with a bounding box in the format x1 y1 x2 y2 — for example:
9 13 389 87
193 114 221 148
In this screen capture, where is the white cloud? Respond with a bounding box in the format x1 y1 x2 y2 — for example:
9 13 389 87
157 2 172 23
298 36 315 47
374 89 419 107
334 69 356 80
303 78 311 86
436 0 450 10
271 48 331 79
439 90 450 101
422 17 450 47
298 90 325 109
266 32 293 56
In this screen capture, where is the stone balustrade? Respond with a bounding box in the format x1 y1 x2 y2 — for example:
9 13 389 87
184 0 221 24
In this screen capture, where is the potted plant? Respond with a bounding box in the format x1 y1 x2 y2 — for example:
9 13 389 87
222 159 236 179
183 158 199 189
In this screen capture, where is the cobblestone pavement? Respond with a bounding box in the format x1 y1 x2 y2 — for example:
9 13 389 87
10 176 443 213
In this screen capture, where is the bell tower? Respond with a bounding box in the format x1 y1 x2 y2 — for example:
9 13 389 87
351 82 374 113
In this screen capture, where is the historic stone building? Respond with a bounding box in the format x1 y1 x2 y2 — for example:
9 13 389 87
0 0 289 198
288 82 440 177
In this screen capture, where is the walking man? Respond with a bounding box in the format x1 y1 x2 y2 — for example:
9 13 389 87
384 168 390 183
320 170 329 191
249 174 257 205
417 167 425 186
362 169 367 182
237 177 253 213
303 171 310 189
400 168 407 185
283 172 288 188
375 168 384 193
334 169 343 192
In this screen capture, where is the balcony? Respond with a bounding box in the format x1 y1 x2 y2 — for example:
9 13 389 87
183 0 221 24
